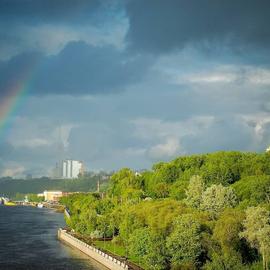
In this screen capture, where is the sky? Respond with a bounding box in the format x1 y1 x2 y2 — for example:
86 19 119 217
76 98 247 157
0 0 270 177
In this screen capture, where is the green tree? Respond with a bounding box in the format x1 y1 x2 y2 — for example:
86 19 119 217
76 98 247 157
200 152 242 185
109 168 144 198
119 211 145 256
166 214 202 268
185 175 205 208
213 209 244 253
240 206 270 270
122 187 144 202
144 235 168 270
152 182 170 198
200 184 237 218
210 209 256 268
128 227 151 260
232 175 270 207
169 179 189 200
203 252 244 270
152 162 180 184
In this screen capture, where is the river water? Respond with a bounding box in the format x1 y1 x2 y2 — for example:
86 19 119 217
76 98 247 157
0 205 106 270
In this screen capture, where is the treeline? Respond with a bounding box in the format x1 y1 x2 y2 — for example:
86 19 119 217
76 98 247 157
61 151 270 270
0 175 109 198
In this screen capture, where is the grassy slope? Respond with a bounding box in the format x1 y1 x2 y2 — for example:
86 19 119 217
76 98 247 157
94 240 145 268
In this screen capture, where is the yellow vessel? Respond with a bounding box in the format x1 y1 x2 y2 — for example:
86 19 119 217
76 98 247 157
4 201 16 206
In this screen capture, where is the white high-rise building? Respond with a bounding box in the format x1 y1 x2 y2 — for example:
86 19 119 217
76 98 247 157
61 159 84 179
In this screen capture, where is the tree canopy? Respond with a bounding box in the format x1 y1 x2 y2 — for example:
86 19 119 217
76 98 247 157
60 151 270 269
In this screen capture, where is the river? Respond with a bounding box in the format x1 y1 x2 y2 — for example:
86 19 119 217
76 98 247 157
0 205 107 270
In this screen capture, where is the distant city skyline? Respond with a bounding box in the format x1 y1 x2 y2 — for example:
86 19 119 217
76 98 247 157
0 1 270 177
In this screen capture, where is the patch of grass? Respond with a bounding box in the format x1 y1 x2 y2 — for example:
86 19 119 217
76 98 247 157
94 240 146 269
94 240 126 257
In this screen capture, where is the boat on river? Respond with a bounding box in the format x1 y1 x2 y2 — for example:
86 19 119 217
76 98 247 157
37 203 44 208
0 197 16 206
4 200 16 206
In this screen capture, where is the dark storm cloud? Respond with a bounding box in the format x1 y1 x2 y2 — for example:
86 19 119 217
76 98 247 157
1 0 270 175
0 0 102 24
0 41 153 96
0 52 42 96
0 0 126 60
182 117 255 154
0 142 14 158
125 0 270 54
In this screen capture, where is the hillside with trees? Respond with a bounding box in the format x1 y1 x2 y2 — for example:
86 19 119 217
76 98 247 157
60 151 270 270
0 173 109 198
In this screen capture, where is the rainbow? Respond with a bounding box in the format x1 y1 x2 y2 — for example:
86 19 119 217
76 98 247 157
0 59 38 140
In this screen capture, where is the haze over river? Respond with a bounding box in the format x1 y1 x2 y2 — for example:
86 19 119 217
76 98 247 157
0 206 106 270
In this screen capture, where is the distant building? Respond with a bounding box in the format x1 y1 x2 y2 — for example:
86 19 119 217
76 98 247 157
43 190 63 202
266 146 270 153
52 159 84 179
62 159 84 179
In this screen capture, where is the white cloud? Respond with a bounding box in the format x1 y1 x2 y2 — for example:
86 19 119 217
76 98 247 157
0 163 25 177
0 20 128 60
171 65 270 86
25 23 127 55
148 137 181 159
52 124 76 150
12 138 51 148
8 116 76 151
241 113 270 142
246 67 270 85
131 116 215 159
132 116 215 140
119 147 147 157
184 72 237 84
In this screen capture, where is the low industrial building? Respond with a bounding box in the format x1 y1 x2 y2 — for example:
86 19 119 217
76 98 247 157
43 190 63 202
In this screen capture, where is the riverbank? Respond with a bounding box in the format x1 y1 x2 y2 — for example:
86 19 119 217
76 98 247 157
14 201 65 212
58 228 129 270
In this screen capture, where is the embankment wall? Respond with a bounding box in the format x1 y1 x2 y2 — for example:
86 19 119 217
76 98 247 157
58 228 128 270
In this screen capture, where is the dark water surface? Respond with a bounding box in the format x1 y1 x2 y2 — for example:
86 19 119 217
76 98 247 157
0 206 107 270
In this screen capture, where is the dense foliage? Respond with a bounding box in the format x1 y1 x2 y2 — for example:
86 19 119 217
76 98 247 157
61 151 270 269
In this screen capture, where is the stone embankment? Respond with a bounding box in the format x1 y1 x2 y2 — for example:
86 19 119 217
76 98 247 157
58 228 129 270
